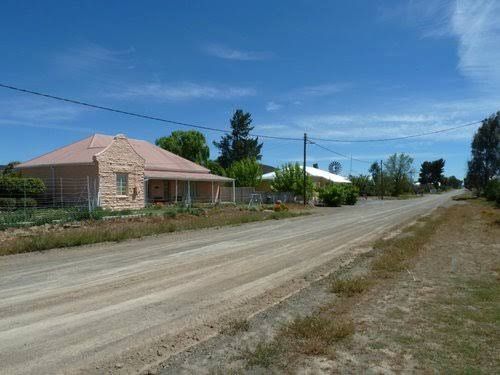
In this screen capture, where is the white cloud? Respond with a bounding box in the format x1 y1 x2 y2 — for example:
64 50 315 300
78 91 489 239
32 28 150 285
0 119 93 133
0 98 84 122
265 101 282 112
55 43 135 72
203 44 272 61
254 108 482 143
109 82 256 101
450 0 500 89
299 83 349 97
379 0 500 90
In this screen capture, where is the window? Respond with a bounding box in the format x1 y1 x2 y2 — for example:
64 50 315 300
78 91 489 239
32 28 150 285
116 173 128 196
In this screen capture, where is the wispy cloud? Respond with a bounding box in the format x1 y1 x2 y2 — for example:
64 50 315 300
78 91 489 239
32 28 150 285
379 0 500 90
255 107 483 143
450 0 500 89
203 43 273 61
1 98 84 122
55 43 135 73
0 98 91 133
0 119 94 133
109 82 256 101
265 101 282 112
299 83 350 97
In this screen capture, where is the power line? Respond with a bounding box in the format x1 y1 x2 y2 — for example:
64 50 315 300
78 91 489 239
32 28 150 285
0 83 485 143
309 141 372 164
308 120 482 143
0 83 302 141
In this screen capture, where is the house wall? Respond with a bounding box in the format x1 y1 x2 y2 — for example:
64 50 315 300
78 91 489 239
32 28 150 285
146 179 223 203
19 164 99 207
95 134 146 210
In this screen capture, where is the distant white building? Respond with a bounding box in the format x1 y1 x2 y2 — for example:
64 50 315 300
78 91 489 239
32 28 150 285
262 165 351 186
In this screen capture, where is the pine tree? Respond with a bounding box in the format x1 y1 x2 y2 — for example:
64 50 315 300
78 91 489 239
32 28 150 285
214 110 263 168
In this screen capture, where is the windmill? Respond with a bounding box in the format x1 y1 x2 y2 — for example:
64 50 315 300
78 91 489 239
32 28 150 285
328 161 342 175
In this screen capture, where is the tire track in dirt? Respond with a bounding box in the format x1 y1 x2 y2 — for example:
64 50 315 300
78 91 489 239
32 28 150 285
0 192 458 374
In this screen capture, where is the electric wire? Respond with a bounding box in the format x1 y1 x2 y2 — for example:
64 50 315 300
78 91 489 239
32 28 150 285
0 83 485 143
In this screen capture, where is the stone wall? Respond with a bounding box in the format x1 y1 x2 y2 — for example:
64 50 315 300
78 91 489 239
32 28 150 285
95 134 145 210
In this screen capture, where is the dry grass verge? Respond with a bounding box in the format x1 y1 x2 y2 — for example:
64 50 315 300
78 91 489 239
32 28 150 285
331 277 372 296
239 206 450 372
0 209 310 256
220 319 250 336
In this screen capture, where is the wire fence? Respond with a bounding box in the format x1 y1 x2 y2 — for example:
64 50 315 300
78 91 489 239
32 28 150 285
0 177 98 229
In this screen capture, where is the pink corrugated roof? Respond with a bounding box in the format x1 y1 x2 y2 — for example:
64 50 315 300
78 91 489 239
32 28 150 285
18 134 211 174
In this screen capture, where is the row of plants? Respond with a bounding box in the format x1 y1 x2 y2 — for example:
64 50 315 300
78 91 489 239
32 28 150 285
0 197 38 209
0 203 211 230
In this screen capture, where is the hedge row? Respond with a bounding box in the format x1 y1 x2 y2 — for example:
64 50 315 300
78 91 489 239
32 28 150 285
0 177 46 196
0 197 37 209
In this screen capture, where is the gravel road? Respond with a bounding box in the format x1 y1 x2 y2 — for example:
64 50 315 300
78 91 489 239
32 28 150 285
0 192 458 374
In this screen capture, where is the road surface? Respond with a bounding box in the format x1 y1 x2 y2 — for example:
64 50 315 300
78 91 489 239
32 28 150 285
0 192 457 374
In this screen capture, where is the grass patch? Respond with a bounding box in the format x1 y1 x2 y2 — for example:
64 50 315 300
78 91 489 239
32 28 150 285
283 315 354 343
220 319 250 335
241 341 284 369
331 277 372 297
0 209 310 256
415 276 500 373
371 215 444 277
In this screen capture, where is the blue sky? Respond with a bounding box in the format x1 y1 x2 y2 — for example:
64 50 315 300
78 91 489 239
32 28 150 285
1 0 499 178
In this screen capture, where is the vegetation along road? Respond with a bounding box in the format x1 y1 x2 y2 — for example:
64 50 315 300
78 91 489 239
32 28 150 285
0 191 459 374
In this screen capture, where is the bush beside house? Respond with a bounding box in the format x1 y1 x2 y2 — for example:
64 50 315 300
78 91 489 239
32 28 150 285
0 177 46 209
318 184 359 207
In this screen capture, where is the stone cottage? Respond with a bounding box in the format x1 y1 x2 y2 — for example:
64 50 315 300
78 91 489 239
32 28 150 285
16 134 234 210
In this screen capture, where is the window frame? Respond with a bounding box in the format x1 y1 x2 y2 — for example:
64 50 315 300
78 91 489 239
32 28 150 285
116 173 129 196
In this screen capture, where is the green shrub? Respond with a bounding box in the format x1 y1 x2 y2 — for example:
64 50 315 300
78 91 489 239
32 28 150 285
318 184 359 206
343 185 359 205
0 177 46 196
0 197 17 209
17 198 37 207
318 184 344 206
484 179 500 206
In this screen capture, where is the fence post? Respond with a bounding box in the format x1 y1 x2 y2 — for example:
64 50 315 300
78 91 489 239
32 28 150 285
60 177 63 208
23 178 27 221
87 176 91 212
232 180 236 204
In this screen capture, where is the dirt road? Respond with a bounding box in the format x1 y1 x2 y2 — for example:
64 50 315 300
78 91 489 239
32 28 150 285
0 192 458 374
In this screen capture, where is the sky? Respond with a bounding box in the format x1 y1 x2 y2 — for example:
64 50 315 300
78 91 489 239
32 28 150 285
0 0 499 179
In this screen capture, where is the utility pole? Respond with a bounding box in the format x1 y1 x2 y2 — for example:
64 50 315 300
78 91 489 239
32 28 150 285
380 159 384 200
349 154 353 177
303 133 307 206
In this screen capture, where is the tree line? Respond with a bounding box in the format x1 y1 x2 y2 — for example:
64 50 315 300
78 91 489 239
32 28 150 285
464 112 499 205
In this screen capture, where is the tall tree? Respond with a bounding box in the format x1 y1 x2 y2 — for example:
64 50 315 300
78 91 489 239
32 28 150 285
156 130 210 164
214 110 263 168
465 112 500 193
419 159 445 189
384 153 414 196
271 163 314 197
226 158 263 187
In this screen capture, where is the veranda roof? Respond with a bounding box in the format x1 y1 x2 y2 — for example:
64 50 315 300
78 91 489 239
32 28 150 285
145 170 233 182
